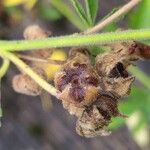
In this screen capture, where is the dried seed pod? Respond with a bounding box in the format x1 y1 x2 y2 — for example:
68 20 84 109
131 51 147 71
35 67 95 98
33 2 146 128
12 74 42 96
76 105 110 137
100 62 135 97
95 42 136 98
76 93 122 137
95 46 131 77
69 47 91 58
106 77 135 97
96 41 150 78
23 25 51 40
55 46 130 137
128 41 150 59
23 25 52 58
54 48 101 116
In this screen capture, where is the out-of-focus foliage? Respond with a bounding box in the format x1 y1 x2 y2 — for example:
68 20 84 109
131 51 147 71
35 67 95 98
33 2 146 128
2 0 63 22
128 0 150 45
3 0 37 9
84 0 98 26
39 4 62 21
71 0 90 28
128 0 150 29
109 87 150 129
71 0 98 28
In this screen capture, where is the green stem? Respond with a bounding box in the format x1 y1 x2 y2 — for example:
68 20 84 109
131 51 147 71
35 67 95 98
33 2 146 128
129 66 150 90
0 51 59 97
49 0 85 31
0 58 10 79
0 29 150 51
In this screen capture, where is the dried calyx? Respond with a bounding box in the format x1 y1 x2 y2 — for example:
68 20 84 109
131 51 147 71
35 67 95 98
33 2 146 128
55 40 150 137
55 48 101 117
76 92 121 137
54 47 127 137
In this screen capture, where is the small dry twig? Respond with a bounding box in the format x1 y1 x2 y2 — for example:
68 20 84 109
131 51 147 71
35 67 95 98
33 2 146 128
84 0 141 34
17 54 65 65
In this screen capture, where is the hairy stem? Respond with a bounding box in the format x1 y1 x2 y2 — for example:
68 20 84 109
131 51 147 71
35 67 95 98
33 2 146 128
85 0 141 34
0 29 150 51
0 58 10 78
17 54 65 65
0 51 59 97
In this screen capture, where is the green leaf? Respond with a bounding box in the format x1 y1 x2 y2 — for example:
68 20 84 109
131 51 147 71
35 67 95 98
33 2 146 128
39 4 62 21
49 0 85 31
109 117 125 130
128 0 150 29
104 22 117 32
119 87 150 119
71 0 89 28
109 86 150 130
84 0 98 26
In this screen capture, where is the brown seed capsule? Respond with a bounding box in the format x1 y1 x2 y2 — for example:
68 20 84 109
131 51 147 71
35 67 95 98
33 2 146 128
112 77 135 97
54 48 101 116
12 74 42 96
23 25 51 40
76 105 111 137
128 41 150 59
23 25 52 58
95 42 136 98
95 46 131 77
76 92 122 137
69 47 91 58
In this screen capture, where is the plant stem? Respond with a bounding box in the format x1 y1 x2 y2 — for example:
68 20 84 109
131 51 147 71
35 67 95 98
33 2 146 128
0 29 150 51
84 0 141 34
17 54 65 65
129 66 150 90
0 58 10 79
49 0 85 31
0 51 59 97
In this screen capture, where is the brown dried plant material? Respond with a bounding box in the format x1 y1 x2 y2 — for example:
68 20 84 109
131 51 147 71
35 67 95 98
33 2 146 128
128 41 150 59
54 39 150 137
54 47 128 137
95 40 150 99
102 77 135 97
55 48 101 116
12 74 42 96
95 42 136 77
12 25 52 96
76 92 121 137
95 41 140 98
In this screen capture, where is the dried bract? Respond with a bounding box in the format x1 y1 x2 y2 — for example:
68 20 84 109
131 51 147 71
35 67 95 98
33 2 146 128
55 48 101 116
76 92 121 137
54 41 149 137
95 42 138 98
12 74 42 96
12 25 52 96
